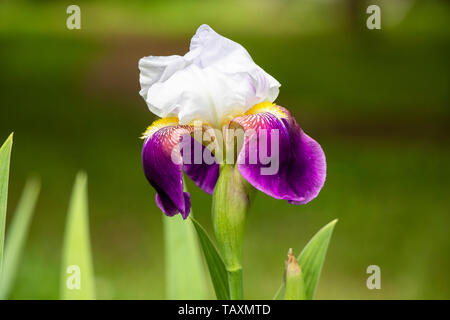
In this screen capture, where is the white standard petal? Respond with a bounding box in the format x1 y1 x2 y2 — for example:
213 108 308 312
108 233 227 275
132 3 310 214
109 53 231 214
138 24 280 127
138 55 187 117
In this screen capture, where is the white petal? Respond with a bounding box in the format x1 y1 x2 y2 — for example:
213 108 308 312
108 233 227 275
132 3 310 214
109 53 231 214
139 24 280 127
138 55 186 117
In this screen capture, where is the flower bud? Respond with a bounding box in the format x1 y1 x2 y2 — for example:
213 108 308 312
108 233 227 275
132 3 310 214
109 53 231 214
285 248 305 300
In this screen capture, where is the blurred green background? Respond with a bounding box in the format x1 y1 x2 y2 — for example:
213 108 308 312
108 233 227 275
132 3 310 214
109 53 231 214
1 0 449 299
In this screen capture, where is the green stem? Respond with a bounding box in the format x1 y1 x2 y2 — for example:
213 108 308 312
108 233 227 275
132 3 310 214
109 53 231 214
227 268 243 300
212 164 249 300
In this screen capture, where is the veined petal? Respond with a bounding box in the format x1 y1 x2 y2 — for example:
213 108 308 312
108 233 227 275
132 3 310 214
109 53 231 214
142 119 219 218
138 24 280 127
232 103 326 204
181 136 220 195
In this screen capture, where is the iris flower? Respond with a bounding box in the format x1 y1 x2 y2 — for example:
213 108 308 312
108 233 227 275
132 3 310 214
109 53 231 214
139 25 326 219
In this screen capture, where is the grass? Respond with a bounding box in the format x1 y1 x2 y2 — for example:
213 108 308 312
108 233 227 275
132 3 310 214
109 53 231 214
0 134 13 273
163 182 209 299
0 178 40 299
60 172 95 300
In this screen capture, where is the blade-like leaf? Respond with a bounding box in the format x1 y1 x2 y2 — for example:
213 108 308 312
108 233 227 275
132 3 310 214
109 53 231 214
0 178 40 299
163 182 208 299
0 133 13 273
274 219 337 300
60 172 95 300
191 217 230 300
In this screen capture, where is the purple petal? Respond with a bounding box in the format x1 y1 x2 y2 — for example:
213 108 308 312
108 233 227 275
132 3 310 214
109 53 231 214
181 136 220 195
155 192 191 219
233 106 326 204
142 125 219 218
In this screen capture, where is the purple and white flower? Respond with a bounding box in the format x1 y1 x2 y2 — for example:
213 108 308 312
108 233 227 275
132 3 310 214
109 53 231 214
139 25 326 219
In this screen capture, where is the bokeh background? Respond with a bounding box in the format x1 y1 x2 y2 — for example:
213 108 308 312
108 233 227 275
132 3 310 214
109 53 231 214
1 0 449 299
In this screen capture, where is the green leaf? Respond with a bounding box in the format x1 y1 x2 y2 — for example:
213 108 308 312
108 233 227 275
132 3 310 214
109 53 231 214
191 217 230 300
0 178 40 299
60 172 95 300
274 219 337 300
163 182 208 299
0 133 13 273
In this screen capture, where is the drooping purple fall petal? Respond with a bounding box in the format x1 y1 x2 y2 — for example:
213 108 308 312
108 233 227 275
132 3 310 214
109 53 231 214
181 136 220 195
232 105 326 204
142 126 219 218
